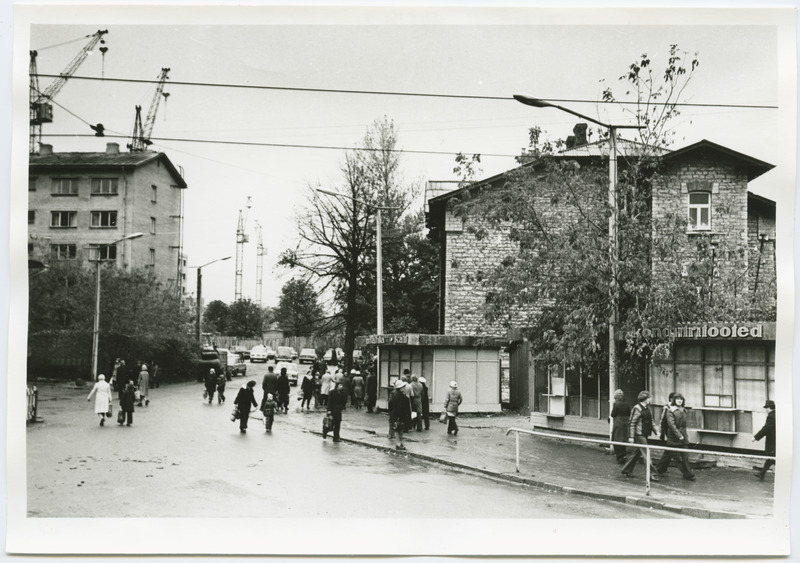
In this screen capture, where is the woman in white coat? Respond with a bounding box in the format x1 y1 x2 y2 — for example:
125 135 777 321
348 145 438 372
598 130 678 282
87 374 113 426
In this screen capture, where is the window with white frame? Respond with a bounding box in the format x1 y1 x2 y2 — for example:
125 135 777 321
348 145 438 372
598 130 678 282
151 185 157 203
50 211 76 228
150 217 156 234
91 178 119 195
89 244 117 261
90 211 117 228
50 244 77 260
51 178 78 196
688 192 711 231
149 248 156 266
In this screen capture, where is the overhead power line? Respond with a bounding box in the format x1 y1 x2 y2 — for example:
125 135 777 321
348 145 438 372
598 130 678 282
34 73 778 110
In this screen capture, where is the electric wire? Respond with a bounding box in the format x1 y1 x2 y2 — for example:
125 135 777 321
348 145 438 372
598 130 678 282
33 74 778 110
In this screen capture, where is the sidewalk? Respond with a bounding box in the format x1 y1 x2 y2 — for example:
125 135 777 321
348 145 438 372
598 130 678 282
278 403 775 519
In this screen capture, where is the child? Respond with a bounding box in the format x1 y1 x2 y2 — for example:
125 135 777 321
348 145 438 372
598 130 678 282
216 371 227 404
262 393 277 432
119 380 136 426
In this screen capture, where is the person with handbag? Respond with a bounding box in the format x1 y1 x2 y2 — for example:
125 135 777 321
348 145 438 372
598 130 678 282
234 381 258 433
388 379 412 450
443 380 463 436
87 374 113 427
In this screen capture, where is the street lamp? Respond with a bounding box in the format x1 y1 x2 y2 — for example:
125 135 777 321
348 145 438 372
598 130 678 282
194 256 232 344
514 94 644 437
91 232 144 381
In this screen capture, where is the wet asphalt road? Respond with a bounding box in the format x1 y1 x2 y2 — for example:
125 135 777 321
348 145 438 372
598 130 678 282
27 362 683 519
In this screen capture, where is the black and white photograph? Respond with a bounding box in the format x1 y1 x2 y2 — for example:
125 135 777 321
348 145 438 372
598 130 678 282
5 3 796 557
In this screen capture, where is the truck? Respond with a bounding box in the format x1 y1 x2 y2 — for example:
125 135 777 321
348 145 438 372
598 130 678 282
194 348 229 382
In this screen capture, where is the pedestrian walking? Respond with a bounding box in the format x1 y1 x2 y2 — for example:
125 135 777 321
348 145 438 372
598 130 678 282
320 370 334 407
388 380 412 450
366 370 378 413
409 374 423 431
656 393 696 481
753 400 776 480
216 370 227 404
658 392 676 440
261 365 278 410
262 393 277 432
443 381 463 436
119 379 136 426
340 370 353 406
313 371 322 408
87 374 113 426
137 363 151 406
234 380 258 433
351 370 365 410
326 381 347 442
610 389 631 463
621 390 660 481
419 376 430 430
300 370 315 411
277 367 291 414
111 358 126 401
204 369 218 404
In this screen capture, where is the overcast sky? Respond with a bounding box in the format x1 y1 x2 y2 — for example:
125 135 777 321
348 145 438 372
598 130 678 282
16 7 794 308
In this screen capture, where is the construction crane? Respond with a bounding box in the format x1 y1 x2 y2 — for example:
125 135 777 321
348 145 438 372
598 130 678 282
29 29 109 153
128 67 170 152
254 221 265 306
234 196 253 302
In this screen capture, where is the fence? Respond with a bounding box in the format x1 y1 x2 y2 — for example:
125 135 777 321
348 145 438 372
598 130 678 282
505 427 775 496
26 385 38 423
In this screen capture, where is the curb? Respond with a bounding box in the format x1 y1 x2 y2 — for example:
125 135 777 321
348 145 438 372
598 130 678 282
305 429 750 520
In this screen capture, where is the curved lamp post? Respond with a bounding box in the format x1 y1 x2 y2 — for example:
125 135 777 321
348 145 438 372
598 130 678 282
514 94 644 436
91 232 144 380
194 255 232 344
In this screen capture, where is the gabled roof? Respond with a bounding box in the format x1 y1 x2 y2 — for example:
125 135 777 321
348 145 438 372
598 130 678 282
30 150 188 189
748 192 776 218
660 139 774 182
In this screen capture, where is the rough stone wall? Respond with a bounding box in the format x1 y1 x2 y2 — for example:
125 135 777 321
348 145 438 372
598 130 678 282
747 204 776 297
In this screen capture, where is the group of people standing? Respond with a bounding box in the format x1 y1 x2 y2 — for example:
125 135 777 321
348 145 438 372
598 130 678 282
87 361 152 427
612 389 776 482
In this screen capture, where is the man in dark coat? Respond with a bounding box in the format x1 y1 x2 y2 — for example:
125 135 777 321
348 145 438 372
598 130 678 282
753 400 776 480
119 380 136 426
326 381 347 442
419 376 430 430
204 369 218 405
234 381 258 433
366 370 378 413
621 390 660 481
261 365 278 410
276 368 291 414
388 380 412 450
409 375 423 431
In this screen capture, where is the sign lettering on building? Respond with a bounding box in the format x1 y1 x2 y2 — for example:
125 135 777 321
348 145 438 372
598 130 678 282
628 324 764 340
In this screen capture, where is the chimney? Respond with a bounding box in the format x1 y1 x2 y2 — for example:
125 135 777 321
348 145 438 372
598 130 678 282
39 144 53 155
106 142 120 155
572 123 588 147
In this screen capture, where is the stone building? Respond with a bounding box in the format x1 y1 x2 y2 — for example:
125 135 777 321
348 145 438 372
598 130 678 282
426 128 777 450
28 143 188 293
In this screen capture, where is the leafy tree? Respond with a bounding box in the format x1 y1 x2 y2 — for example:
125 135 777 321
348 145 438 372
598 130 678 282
226 298 264 338
202 299 229 334
275 278 324 337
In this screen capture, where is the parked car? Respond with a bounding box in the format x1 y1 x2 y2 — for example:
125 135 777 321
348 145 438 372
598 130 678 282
228 353 247 377
276 361 299 386
250 345 268 363
275 346 294 363
232 346 250 360
265 347 277 361
298 348 317 365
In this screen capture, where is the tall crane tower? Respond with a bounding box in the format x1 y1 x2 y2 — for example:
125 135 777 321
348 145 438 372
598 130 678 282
128 67 170 152
234 196 253 302
254 221 265 306
29 29 109 153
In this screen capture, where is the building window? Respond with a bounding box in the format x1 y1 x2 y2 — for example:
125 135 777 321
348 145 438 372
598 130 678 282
89 243 117 261
90 211 118 228
150 217 156 234
151 185 157 203
28 243 34 254
50 211 77 228
29 177 37 191
688 192 711 231
149 248 156 266
91 178 119 195
50 244 77 260
28 210 35 224
51 178 78 196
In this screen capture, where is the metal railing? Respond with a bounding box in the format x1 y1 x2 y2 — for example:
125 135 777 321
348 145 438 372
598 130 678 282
506 427 775 496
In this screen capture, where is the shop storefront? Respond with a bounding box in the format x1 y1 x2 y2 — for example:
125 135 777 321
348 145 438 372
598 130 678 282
357 334 505 413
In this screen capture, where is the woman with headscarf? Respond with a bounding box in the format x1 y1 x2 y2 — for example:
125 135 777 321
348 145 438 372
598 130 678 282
87 374 113 426
351 370 365 410
234 380 258 433
443 381 463 436
137 363 150 407
610 389 631 463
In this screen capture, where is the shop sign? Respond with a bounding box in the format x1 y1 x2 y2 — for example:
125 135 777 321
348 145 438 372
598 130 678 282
630 324 763 340
362 334 420 346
